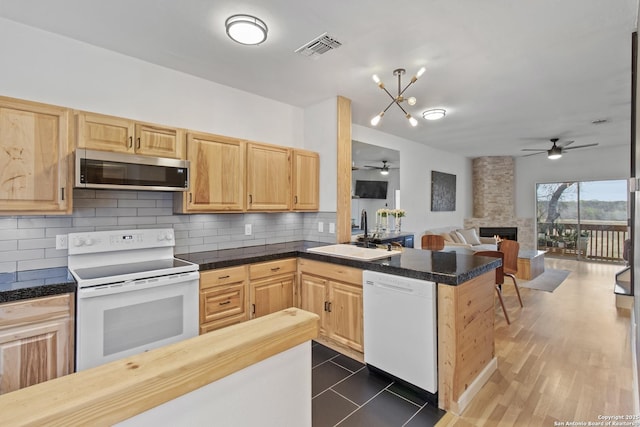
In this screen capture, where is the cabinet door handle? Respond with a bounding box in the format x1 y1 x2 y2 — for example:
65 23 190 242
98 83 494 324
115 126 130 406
189 193 193 203
327 302 332 313
252 303 256 315
324 301 328 312
218 275 230 279
270 267 281 272
219 300 231 306
294 195 298 204
128 136 133 148
248 194 252 204
136 137 141 149
60 187 65 201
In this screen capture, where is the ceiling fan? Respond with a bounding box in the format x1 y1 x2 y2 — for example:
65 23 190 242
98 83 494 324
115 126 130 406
522 138 599 159
363 160 398 175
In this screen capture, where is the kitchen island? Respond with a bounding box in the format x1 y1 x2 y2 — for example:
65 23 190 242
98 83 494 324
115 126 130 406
179 241 500 414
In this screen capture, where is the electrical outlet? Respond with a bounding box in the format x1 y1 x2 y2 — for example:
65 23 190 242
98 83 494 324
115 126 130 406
329 223 335 234
318 222 324 233
55 234 68 250
245 224 252 236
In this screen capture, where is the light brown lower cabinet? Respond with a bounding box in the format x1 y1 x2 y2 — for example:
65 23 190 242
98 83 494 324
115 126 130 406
0 293 75 394
249 259 297 318
199 266 249 334
298 259 363 352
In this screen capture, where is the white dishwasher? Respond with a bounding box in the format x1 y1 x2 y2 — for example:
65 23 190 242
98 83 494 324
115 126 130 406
363 270 437 394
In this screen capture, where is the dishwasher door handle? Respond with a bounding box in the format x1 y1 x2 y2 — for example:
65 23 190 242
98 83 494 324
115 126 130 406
370 281 416 294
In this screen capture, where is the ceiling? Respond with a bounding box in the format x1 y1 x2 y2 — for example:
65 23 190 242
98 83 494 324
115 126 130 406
0 0 637 158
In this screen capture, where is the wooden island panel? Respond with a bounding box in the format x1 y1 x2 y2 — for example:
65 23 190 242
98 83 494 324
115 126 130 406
438 270 497 414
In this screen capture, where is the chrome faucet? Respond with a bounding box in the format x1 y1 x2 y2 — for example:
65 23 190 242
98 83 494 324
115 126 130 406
360 209 369 245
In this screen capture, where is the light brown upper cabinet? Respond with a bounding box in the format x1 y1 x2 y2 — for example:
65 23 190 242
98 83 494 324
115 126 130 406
0 96 72 214
174 132 245 212
291 149 319 211
76 111 185 159
246 142 291 211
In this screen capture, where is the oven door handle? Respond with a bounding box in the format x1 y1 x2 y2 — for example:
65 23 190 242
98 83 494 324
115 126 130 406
77 271 200 299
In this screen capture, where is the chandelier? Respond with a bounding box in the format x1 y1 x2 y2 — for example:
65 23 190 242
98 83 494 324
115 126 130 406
370 67 425 127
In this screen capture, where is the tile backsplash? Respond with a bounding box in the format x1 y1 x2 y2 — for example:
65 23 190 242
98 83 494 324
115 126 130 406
0 189 337 273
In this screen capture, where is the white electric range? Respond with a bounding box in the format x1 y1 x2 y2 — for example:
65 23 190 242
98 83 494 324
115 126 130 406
68 228 199 371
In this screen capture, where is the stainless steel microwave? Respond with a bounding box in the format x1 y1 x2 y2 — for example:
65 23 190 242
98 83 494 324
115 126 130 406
76 149 189 191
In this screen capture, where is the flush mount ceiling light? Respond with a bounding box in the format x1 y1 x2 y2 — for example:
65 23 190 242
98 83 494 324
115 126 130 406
225 14 268 45
370 67 426 127
422 108 446 121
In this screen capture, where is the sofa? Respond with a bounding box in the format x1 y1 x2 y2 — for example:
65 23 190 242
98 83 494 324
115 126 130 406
422 226 497 251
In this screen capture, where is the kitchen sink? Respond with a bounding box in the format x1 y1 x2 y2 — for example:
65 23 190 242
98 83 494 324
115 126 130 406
306 244 402 261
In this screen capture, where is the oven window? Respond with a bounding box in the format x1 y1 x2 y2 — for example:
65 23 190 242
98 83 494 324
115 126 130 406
103 295 184 356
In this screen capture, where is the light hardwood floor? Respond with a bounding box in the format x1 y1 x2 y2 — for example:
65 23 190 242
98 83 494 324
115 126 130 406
438 258 636 426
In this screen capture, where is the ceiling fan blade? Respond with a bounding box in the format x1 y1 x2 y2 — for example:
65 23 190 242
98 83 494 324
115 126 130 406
364 165 382 169
558 140 575 148
563 143 599 150
522 151 546 157
521 148 547 152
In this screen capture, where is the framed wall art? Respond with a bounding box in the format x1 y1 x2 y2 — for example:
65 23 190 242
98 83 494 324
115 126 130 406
431 171 456 211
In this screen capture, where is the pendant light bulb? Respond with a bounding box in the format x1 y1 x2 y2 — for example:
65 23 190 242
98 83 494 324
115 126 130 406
372 74 380 84
407 115 418 127
407 96 417 106
371 112 383 126
416 67 426 78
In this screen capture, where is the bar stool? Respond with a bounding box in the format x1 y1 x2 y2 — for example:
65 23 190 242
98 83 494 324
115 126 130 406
474 250 511 324
499 239 524 308
421 234 445 250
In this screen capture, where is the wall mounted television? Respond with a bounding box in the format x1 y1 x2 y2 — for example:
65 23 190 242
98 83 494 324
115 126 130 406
354 180 388 199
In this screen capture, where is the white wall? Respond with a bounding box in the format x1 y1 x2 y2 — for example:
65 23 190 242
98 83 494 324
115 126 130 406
515 144 630 218
352 125 472 237
0 18 304 147
303 98 338 212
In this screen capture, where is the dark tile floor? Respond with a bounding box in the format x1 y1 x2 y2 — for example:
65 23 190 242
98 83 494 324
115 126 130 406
312 342 445 427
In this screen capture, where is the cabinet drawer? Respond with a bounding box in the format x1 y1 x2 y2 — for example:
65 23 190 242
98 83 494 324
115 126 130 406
200 313 246 335
200 283 246 324
298 259 362 286
200 266 247 289
0 294 73 329
249 258 297 280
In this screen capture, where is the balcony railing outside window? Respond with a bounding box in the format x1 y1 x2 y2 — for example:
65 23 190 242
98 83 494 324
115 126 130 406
537 220 628 262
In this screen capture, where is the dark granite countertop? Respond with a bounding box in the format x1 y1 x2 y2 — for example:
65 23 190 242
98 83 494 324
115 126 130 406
0 240 498 303
177 240 500 285
0 267 76 304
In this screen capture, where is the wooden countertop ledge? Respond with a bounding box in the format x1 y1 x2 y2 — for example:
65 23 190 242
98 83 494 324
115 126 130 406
0 308 319 427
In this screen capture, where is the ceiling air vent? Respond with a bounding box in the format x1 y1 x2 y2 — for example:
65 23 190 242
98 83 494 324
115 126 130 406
295 32 342 58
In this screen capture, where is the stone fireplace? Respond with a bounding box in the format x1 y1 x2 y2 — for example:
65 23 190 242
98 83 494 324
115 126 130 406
464 156 534 250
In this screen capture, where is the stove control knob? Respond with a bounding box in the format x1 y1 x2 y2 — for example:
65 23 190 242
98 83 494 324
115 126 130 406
158 232 173 241
73 237 85 247
84 238 94 246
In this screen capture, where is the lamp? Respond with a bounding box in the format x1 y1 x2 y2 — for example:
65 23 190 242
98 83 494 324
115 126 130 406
422 108 446 121
225 14 268 45
547 146 562 160
370 67 425 127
